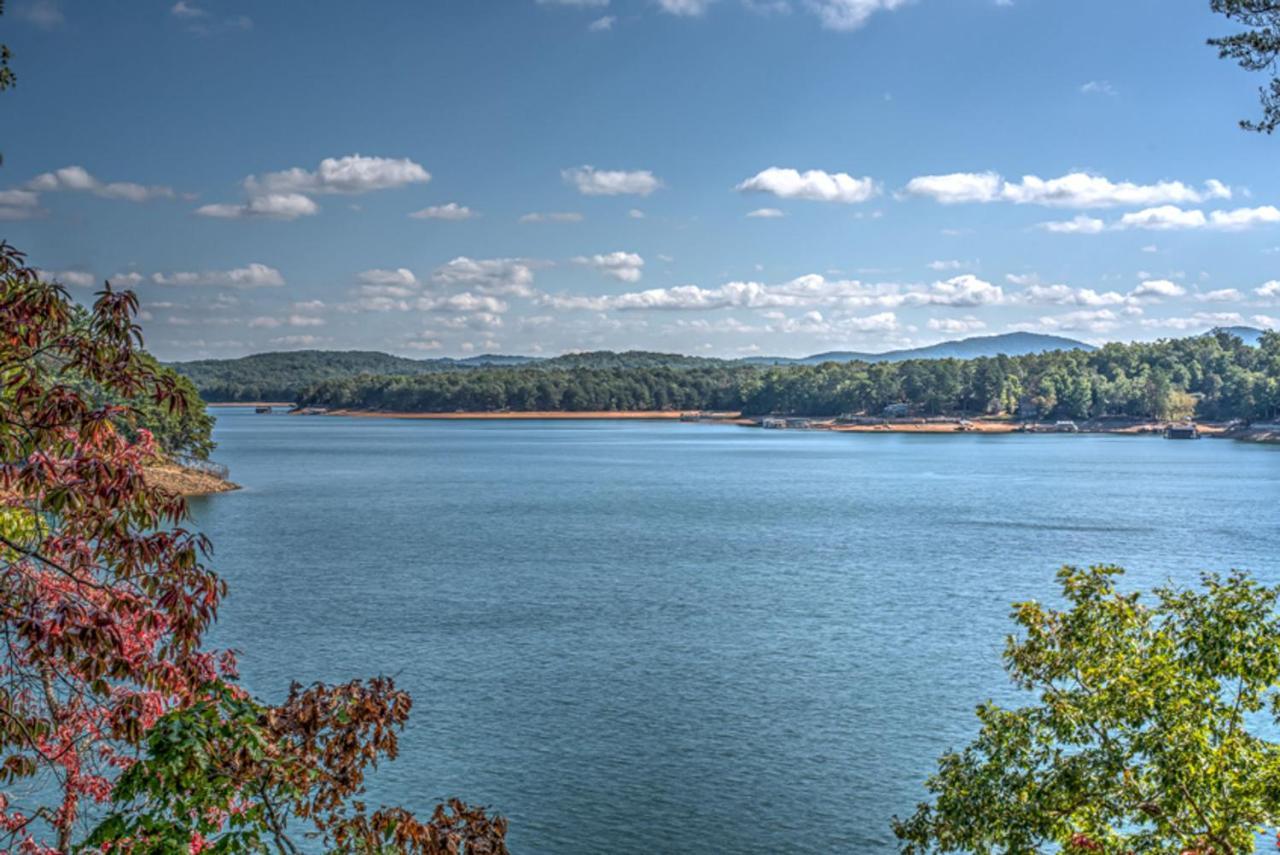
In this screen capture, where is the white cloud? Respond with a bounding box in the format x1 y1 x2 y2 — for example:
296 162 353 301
1080 80 1117 96
589 15 616 29
927 274 1003 307
1131 279 1186 299
270 335 325 347
736 167 878 204
1194 288 1244 302
248 316 282 328
0 188 44 220
544 272 1004 313
563 166 662 196
927 316 987 334
287 314 325 327
432 257 537 296
1020 284 1130 307
573 251 645 282
1256 280 1280 299
926 259 965 271
1117 205 1280 231
1018 309 1122 334
520 211 584 223
356 268 419 298
28 165 174 202
1140 312 1245 331
1038 215 1106 234
805 0 909 31
417 294 510 314
196 193 319 220
746 207 786 218
170 1 206 17
657 0 715 14
200 155 429 221
409 203 477 220
150 263 285 288
1252 315 1278 328
906 171 1231 208
628 208 646 219
249 155 430 196
36 269 95 288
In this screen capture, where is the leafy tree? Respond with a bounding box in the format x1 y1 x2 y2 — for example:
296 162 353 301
0 242 505 853
88 680 508 854
1209 0 1280 133
894 565 1280 854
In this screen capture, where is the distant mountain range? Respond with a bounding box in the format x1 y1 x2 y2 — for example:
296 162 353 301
1212 325 1266 346
740 332 1095 365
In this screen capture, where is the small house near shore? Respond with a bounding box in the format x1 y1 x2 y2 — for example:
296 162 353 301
1164 423 1200 440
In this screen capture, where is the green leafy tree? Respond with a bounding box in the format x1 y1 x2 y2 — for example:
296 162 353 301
894 565 1280 854
1210 0 1280 133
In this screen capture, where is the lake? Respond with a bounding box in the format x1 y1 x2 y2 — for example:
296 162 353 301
191 409 1280 853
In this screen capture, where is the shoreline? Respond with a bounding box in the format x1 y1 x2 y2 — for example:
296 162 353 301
207 401 294 408
143 462 240 497
323 409 697 420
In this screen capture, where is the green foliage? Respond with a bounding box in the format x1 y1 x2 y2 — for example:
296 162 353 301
1210 0 1280 133
282 331 1279 422
894 566 1280 854
87 679 509 855
85 682 277 853
54 305 217 458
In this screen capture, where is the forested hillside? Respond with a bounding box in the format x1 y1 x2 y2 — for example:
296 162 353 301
295 330 1279 422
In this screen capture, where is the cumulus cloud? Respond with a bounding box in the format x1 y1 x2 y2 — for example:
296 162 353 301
171 1 205 17
563 166 662 196
248 155 430 196
36 269 95 288
409 203 477 220
196 193 319 220
355 268 419 298
1038 215 1106 234
746 207 786 218
1018 283 1131 307
1194 288 1244 302
432 257 537 296
1038 205 1280 233
0 189 45 220
927 274 1004 306
806 0 909 30
1139 312 1245 331
657 0 715 14
199 154 429 221
545 272 1004 313
1256 281 1280 299
28 165 174 202
589 14 616 29
905 171 1231 208
927 316 987 334
520 211 584 223
150 263 285 288
736 167 878 204
1080 80 1117 96
573 251 645 282
1131 279 1186 299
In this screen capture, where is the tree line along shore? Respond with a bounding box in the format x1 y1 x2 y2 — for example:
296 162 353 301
184 330 1278 427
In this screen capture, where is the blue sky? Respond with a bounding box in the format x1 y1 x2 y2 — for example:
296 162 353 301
3 0 1279 360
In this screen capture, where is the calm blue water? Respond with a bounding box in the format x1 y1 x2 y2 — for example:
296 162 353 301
191 410 1280 853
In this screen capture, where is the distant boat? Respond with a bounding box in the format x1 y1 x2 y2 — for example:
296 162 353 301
1164 423 1200 440
255 406 273 414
